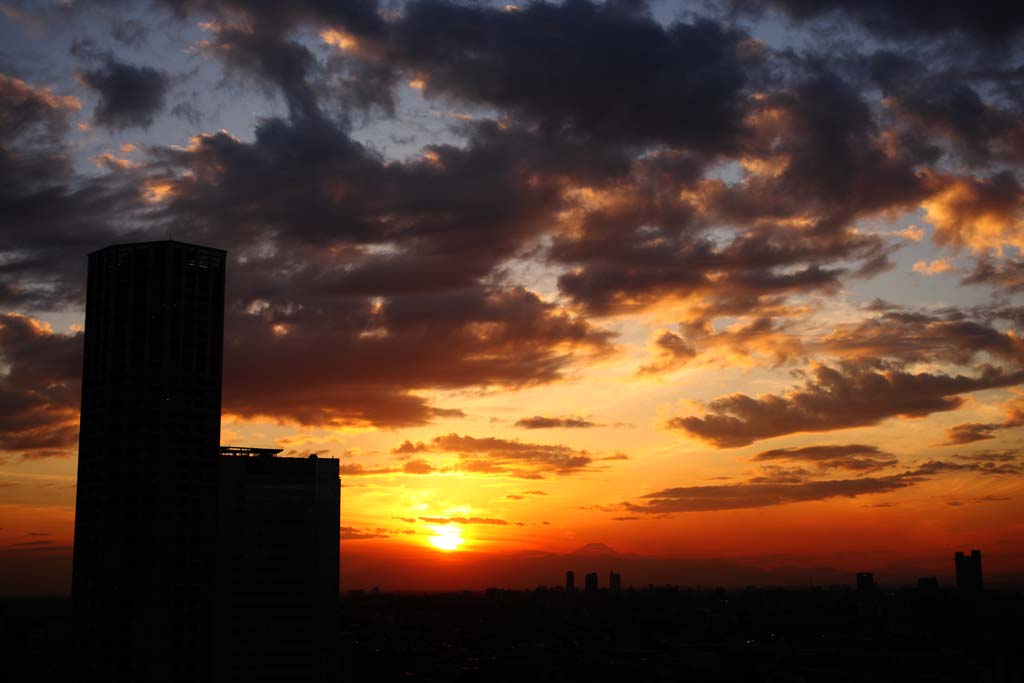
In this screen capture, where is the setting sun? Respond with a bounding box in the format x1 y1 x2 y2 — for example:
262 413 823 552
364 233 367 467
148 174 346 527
428 526 465 552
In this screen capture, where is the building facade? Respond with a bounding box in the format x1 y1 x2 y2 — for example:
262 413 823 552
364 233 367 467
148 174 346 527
72 240 226 682
215 448 340 682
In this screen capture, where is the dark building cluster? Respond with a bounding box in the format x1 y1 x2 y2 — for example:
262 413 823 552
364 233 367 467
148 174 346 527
70 241 339 682
567 570 622 594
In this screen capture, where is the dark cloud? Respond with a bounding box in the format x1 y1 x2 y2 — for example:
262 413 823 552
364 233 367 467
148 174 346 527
0 74 80 143
221 285 613 428
386 0 751 151
670 360 1024 447
0 314 82 458
78 56 170 129
339 463 398 476
624 449 1021 513
752 444 898 472
0 74 134 312
909 452 1022 476
625 475 915 513
717 73 931 231
638 330 697 375
962 257 1024 293
871 53 1024 165
419 517 509 526
110 18 148 47
340 526 389 540
943 422 999 445
731 0 1024 44
401 458 436 474
404 433 597 478
513 416 598 429
943 397 1024 444
818 309 1024 365
549 75 924 315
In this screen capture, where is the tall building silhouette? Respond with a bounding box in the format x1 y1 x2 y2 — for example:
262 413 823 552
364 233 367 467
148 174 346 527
609 571 621 592
955 550 983 592
72 241 226 682
566 570 575 592
856 572 875 591
215 448 340 682
585 572 598 593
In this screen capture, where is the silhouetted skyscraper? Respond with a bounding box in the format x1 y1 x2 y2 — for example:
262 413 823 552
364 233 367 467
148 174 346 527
215 448 340 682
955 550 983 592
585 572 598 593
73 241 226 682
566 570 575 592
609 571 621 592
856 572 875 591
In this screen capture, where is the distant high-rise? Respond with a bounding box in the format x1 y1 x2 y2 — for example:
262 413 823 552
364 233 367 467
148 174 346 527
955 550 983 592
566 570 575 592
609 571 621 592
585 572 598 593
215 448 340 682
856 572 875 591
72 241 226 682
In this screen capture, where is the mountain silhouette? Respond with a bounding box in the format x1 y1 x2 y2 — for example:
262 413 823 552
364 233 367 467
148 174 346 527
570 543 618 556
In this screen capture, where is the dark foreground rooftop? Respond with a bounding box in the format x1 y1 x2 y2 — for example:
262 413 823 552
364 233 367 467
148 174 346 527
6 585 1023 682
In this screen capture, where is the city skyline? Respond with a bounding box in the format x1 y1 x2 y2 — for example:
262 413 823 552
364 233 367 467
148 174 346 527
2 0 1024 594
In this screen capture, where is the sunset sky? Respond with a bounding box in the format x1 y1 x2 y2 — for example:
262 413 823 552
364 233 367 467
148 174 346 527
2 0 1024 593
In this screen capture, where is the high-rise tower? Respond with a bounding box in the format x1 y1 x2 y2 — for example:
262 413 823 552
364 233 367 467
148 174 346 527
955 550 983 592
72 240 226 682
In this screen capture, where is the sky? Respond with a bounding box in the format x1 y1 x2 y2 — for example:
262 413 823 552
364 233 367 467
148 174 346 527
1 0 1023 593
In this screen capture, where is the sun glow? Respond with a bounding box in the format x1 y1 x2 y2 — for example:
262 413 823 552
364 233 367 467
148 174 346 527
428 525 465 552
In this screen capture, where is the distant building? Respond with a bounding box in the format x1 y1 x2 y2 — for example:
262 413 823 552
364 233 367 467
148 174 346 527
566 570 575 592
609 571 621 592
585 572 598 593
856 572 875 591
918 577 939 591
215 448 340 682
73 240 226 682
955 550 983 592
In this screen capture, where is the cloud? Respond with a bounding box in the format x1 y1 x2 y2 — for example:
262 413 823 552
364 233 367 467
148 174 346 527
0 73 144 311
78 56 170 129
669 360 1024 447
942 397 1024 444
922 172 1024 253
0 74 80 142
816 309 1024 366
752 444 898 472
872 58 1024 165
625 475 916 513
637 330 697 375
624 449 1021 514
339 463 398 476
401 457 436 474
549 74 924 316
943 422 999 445
340 526 390 539
909 451 1022 476
730 1 1024 44
419 517 509 525
385 1 752 151
402 433 598 478
913 259 955 275
0 314 82 458
513 416 598 429
221 284 614 429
